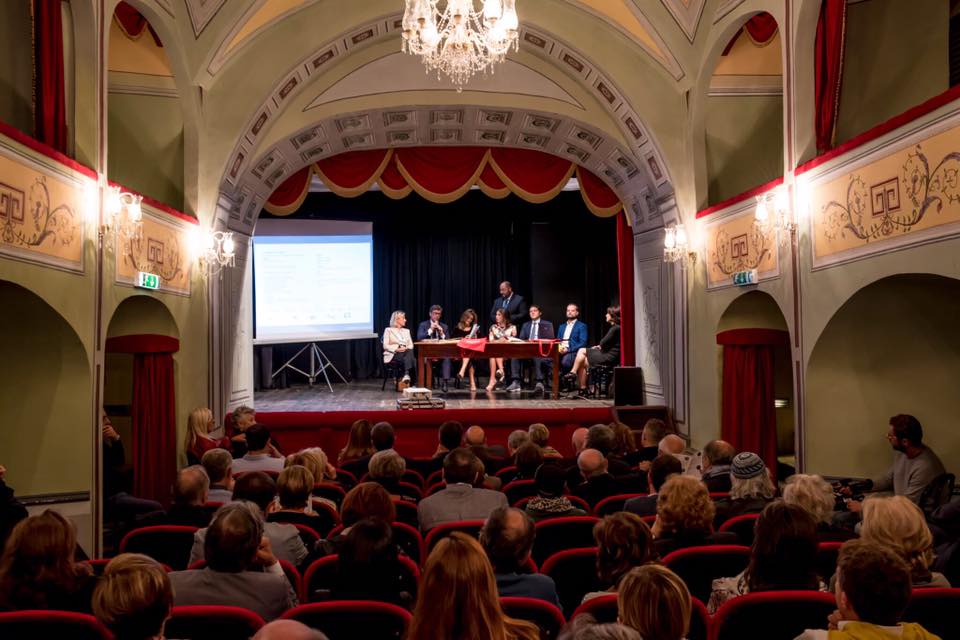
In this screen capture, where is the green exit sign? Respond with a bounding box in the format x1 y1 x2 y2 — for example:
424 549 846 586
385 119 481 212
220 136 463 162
732 269 758 287
136 271 160 290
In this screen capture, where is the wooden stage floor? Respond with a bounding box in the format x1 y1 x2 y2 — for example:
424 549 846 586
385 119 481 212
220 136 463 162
254 379 613 412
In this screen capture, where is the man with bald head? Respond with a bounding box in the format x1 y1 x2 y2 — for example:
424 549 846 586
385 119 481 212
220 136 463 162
465 424 506 476
659 434 704 478
572 448 621 507
481 507 561 608
701 440 736 493
253 620 328 640
140 465 212 528
571 427 589 455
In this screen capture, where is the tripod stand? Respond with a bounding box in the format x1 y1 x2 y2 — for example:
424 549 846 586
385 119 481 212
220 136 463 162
270 342 348 392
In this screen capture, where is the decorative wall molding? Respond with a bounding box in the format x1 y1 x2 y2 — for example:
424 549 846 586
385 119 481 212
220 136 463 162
220 234 254 411
185 0 227 38
708 74 783 97
107 71 179 98
703 198 780 290
660 0 706 43
114 206 193 296
714 0 749 24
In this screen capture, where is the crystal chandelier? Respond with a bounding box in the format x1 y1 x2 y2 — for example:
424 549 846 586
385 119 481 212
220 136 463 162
189 227 236 278
102 185 143 251
402 0 520 90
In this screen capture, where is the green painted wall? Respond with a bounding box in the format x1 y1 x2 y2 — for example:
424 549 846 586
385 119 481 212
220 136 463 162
705 95 784 205
107 93 184 210
0 0 34 136
836 0 949 145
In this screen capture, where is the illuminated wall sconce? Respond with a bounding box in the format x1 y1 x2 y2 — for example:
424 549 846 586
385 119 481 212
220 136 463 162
663 223 697 267
103 185 143 248
755 185 795 234
189 227 236 277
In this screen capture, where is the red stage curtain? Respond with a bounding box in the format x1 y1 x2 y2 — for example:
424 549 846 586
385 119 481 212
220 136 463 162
476 163 510 199
718 329 787 477
33 0 67 154
743 12 778 44
395 147 489 203
378 153 412 199
132 352 176 505
814 0 847 153
577 167 622 217
489 148 574 203
616 214 635 367
314 149 391 197
114 1 163 47
267 166 312 215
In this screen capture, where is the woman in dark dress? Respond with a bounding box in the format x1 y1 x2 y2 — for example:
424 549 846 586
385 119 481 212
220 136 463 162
566 305 621 396
452 308 480 391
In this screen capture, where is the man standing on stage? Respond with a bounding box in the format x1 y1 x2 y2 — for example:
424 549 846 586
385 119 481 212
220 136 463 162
489 281 527 326
417 305 451 391
507 304 555 394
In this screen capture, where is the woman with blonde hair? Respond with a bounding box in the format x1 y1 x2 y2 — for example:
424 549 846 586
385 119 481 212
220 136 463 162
184 407 226 465
92 553 172 640
653 475 738 556
383 310 416 387
783 473 852 540
338 419 374 465
286 448 337 511
860 495 950 588
618 565 692 640
408 532 539 640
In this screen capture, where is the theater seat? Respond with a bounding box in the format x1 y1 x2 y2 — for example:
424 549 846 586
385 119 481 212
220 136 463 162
313 482 347 506
662 545 750 604
503 479 538 505
392 499 420 528
570 593 710 640
902 587 960 640
333 468 358 487
164 605 265 639
501 597 566 640
717 514 760 547
0 611 111 640
282 601 412 639
711 591 837 640
593 494 646 517
424 519 486 553
815 541 843 583
328 521 425 566
532 516 600 567
541 547 602 616
426 481 445 496
119 525 199 570
293 523 322 548
303 555 420 603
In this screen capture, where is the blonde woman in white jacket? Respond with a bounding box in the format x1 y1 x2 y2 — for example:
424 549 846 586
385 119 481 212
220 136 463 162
383 310 416 386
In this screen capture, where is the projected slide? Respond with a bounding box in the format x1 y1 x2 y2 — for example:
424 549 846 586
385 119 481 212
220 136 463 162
253 220 375 343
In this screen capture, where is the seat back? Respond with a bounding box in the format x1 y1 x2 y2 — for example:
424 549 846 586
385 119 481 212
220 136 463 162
282 601 412 639
426 481 445 496
0 611 111 640
313 482 347 506
593 493 646 517
496 465 519 481
815 542 843 583
711 591 837 640
119 525 199 570
717 514 760 547
902 587 960 640
425 469 443 487
662 545 751 604
293 523 322 548
541 547 602 616
164 605 266 639
392 499 420 528
403 469 426 489
424 519 486 553
532 516 600 567
333 468 358 487
500 597 566 640
303 555 420 604
398 481 423 501
504 479 539 505
268 506 339 539
570 593 618 623
919 473 956 517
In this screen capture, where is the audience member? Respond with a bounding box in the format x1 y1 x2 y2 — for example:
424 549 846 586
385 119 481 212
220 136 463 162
253 620 329 640
418 448 508 531
783 473 851 539
337 419 374 465
658 434 703 477
286 447 337 493
584 425 633 476
860 495 950 588
0 510 96 612
525 463 587 522
481 507 561 609
796 540 939 640
170 502 297 621
407 532 539 640
140 465 212 528
102 415 162 522
340 421 395 478
583 512 658 601
558 619 642 640
418 420 465 477
637 419 668 470
610 422 641 466
528 423 562 458
232 424 284 474
318 482 396 556
0 464 28 549
201 448 235 503
707 500 826 613
508 430 531 458
573 449 621 507
368 449 419 502
184 407 228 465
514 442 544 481
331 518 413 608
466 425 506 475
268 465 325 531
713 452 776 527
700 440 736 493
653 475 737 556
618 565 692 640
92 553 172 640
189 472 308 567
571 427 590 456
228 405 257 458
624 454 683 518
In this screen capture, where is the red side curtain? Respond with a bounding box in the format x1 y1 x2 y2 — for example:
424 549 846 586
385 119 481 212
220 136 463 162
33 0 67 154
814 0 847 153
616 214 635 367
132 353 177 505
718 329 787 477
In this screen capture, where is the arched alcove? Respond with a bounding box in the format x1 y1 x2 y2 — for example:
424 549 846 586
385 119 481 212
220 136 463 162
717 291 794 473
806 274 960 479
0 280 91 496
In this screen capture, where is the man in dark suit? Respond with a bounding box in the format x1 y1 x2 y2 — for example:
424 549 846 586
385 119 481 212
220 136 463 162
556 303 588 373
416 304 451 389
572 448 622 507
624 454 683 517
507 304 555 393
139 465 213 528
489 281 527 326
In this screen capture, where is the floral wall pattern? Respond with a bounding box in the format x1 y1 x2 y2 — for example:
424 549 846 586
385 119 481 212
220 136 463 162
115 209 193 295
704 206 779 289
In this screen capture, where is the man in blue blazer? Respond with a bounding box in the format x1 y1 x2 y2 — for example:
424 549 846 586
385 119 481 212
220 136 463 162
489 281 527 326
556 303 588 373
507 304 555 394
416 304 451 388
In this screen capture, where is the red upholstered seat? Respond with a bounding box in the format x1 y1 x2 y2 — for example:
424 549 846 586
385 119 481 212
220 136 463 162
711 591 837 640
662 545 751 604
293 523 322 548
282 600 412 639
503 479 539 505
119 525 199 570
902 588 960 640
717 514 760 547
392 499 420 528
302 555 420 604
425 469 443 487
501 597 566 639
0 611 111 640
496 465 519 482
571 593 710 640
815 541 843 583
313 482 347 506
532 516 600 567
541 547 602 616
424 519 486 553
164 605 265 639
592 493 646 517
360 470 426 489
267 503 339 538
333 468 359 487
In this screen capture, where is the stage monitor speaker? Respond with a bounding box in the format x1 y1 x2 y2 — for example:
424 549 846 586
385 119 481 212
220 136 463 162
614 366 645 406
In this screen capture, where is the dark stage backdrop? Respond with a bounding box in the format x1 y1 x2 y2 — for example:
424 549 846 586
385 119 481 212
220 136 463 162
254 189 619 387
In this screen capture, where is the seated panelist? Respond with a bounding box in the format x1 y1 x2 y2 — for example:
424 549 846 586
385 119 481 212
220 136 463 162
557 303 588 372
416 304 452 388
486 308 517 392
453 309 481 392
507 304 555 394
383 310 415 387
